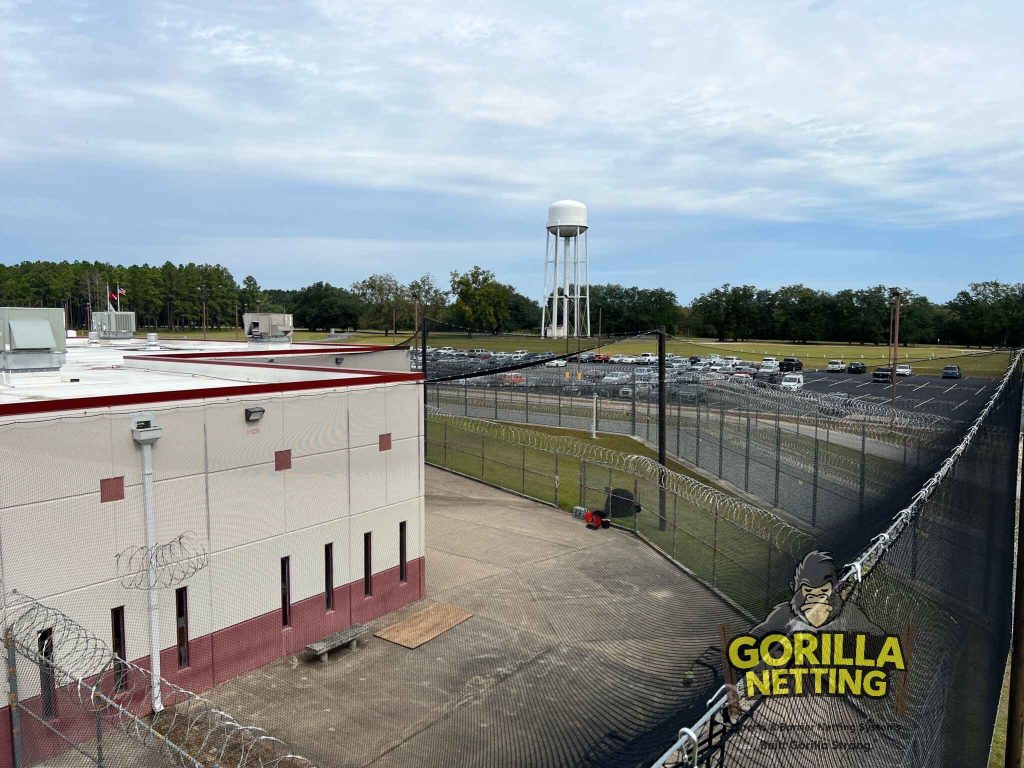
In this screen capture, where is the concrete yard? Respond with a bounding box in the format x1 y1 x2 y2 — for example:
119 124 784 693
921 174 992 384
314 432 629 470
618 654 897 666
201 467 748 768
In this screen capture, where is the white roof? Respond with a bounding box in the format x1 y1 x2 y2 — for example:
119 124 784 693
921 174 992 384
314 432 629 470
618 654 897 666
0 338 411 410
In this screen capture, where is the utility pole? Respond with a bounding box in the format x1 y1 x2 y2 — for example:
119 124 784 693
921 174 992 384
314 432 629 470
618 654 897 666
889 288 902 409
657 326 667 531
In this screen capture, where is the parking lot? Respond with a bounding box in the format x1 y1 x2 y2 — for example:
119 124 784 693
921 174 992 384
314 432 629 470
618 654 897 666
426 352 996 421
799 370 996 420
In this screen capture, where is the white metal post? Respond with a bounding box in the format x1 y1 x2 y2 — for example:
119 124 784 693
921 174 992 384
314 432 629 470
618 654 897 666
132 414 164 713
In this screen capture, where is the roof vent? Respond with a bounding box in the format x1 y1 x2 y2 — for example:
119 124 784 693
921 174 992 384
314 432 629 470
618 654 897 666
1 307 67 377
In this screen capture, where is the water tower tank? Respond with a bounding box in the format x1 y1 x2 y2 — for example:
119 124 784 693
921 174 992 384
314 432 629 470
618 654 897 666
547 200 588 237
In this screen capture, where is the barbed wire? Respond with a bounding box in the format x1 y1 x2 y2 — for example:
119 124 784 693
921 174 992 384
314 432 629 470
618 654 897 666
115 531 210 590
426 407 813 555
5 592 314 768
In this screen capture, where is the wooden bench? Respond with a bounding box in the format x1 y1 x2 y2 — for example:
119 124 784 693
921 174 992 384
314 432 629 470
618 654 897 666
305 625 369 664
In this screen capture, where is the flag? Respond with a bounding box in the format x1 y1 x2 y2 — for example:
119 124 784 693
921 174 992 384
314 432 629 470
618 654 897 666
117 287 127 295
109 292 119 302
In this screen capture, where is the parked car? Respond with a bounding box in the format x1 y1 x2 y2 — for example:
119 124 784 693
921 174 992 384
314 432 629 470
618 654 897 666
722 356 740 366
601 372 629 384
779 357 804 372
689 356 702 364
779 373 804 391
609 354 626 364
544 358 566 368
620 355 638 364
437 346 455 354
896 364 913 377
633 367 654 378
754 369 783 386
733 364 758 375
873 367 892 383
826 360 845 372
637 352 657 365
592 353 610 363
941 365 962 379
761 357 778 368
846 361 866 374
577 351 596 363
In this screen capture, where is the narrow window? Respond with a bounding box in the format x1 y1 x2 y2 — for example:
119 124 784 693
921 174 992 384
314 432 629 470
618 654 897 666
281 556 291 626
363 532 373 596
324 543 335 611
111 607 127 691
175 587 190 668
38 628 57 719
399 521 408 583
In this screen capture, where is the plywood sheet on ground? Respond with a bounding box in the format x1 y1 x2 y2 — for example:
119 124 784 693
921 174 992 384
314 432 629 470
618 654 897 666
376 602 473 649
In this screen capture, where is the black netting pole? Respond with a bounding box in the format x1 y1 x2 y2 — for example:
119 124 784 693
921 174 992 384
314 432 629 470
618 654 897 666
1004 367 1024 768
774 407 781 508
658 327 667 532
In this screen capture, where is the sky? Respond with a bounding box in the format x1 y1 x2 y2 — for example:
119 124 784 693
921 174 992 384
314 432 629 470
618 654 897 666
1 0 1022 304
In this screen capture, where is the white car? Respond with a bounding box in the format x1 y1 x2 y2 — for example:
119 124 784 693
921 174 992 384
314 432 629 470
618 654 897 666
761 357 778 368
544 358 566 368
779 373 804 391
637 352 657 365
620 355 637 364
601 372 629 384
722 356 740 366
896 364 913 377
826 360 845 372
437 346 455 354
609 354 626 364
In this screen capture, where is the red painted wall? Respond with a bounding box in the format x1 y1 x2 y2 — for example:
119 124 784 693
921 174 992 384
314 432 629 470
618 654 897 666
2 557 424 767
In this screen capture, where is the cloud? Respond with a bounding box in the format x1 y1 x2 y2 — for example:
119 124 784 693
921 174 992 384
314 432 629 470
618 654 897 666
0 0 1021 229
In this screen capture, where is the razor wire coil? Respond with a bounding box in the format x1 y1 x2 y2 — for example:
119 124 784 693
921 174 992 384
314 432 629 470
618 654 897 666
115 531 210 590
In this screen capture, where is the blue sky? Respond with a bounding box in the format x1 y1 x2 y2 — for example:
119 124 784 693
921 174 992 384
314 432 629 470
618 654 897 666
1 0 1021 303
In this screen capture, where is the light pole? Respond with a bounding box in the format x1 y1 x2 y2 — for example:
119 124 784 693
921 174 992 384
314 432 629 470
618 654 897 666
198 285 208 340
888 287 902 409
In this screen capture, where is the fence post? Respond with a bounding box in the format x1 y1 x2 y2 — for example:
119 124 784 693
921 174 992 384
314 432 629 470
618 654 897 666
696 400 702 467
96 705 105 768
646 386 652 442
557 380 562 427
718 406 724 478
463 383 468 416
812 414 820 527
494 387 498 420
554 453 560 508
521 444 526 493
631 373 637 435
480 432 485 478
6 631 23 768
774 407 781 508
765 542 774 615
676 398 681 457
744 406 751 493
525 385 530 423
859 422 867 518
671 495 678 559
579 461 586 507
443 422 448 467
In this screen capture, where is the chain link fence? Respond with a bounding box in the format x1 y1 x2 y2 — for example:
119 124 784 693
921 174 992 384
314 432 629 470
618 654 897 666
426 367 963 559
653 349 1023 768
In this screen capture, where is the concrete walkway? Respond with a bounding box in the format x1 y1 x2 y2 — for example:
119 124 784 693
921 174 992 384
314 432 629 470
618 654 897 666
202 467 748 768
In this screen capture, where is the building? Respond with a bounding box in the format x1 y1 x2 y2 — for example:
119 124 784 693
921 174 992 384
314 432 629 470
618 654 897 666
0 334 424 764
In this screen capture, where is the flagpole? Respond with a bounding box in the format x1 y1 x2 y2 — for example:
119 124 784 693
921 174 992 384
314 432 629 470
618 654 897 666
117 283 121 312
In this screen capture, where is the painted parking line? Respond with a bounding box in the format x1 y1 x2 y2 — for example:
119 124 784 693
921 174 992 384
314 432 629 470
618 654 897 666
913 382 929 391
943 383 958 393
952 399 969 411
828 379 845 387
856 381 873 388
976 386 986 395
913 397 934 409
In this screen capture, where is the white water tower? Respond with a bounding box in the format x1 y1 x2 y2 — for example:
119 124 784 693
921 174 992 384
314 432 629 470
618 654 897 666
542 199 590 338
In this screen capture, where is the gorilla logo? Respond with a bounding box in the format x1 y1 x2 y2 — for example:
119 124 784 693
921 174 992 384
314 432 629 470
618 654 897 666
752 550 880 637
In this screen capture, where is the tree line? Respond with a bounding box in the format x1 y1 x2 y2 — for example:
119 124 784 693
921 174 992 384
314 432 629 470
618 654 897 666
1 259 1020 346
688 282 1024 347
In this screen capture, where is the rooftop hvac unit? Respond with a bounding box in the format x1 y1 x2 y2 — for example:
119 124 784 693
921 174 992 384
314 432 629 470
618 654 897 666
0 307 67 375
91 310 137 340
244 313 293 342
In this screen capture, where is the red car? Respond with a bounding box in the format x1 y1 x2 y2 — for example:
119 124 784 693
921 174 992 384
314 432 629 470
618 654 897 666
592 353 610 363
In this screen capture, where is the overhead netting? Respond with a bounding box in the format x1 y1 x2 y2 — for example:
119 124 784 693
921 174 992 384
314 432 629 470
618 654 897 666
653 349 1023 768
